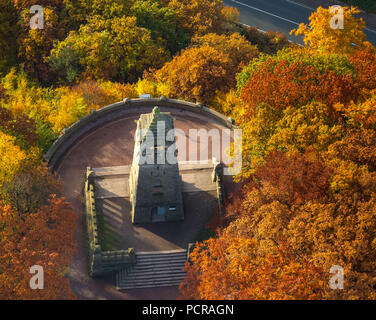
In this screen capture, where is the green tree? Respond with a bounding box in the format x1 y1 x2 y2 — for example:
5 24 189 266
131 0 190 55
0 0 19 75
48 16 169 83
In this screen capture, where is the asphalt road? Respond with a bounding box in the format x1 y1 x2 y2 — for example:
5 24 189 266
224 0 376 45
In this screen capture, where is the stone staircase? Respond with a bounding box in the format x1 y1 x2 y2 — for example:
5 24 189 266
116 249 187 290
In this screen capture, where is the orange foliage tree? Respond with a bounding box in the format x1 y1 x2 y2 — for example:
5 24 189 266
182 146 376 299
155 45 235 103
181 230 329 300
239 58 358 115
0 195 77 299
348 46 376 91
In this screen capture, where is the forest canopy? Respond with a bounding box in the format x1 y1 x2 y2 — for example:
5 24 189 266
1 1 376 300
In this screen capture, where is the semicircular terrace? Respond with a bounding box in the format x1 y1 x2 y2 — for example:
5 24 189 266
49 97 239 300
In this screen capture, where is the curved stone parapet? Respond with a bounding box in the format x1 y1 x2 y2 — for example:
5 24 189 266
44 97 235 171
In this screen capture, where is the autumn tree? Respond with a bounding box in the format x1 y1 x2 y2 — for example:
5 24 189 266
183 142 376 299
16 1 70 84
1 164 61 214
48 16 170 83
0 106 39 148
0 131 30 189
348 46 376 91
191 33 259 74
71 80 137 109
75 0 134 21
291 6 367 54
181 227 330 300
210 89 245 116
238 48 357 113
181 7 376 298
168 0 227 36
244 26 290 55
155 45 236 103
0 196 76 299
11 0 62 11
131 0 190 55
0 0 18 75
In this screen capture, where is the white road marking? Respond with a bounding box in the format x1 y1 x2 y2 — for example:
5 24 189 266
285 0 314 11
365 27 376 34
240 22 267 33
231 0 301 26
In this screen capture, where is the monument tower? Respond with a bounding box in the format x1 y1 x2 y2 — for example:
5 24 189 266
129 106 184 223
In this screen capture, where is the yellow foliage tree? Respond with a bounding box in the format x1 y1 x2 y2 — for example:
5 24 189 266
135 78 159 98
47 88 87 133
191 33 259 74
211 90 244 117
0 131 28 189
291 6 367 53
168 0 227 36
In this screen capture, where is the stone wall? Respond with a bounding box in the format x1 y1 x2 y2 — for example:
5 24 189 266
85 167 136 277
212 161 225 216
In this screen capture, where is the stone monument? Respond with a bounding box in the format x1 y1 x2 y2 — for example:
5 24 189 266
129 106 184 223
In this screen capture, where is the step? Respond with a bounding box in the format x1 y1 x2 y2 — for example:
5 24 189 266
120 273 186 281
117 281 184 290
118 275 186 286
117 271 186 282
125 271 186 279
128 265 185 272
123 267 186 276
132 265 185 272
117 276 186 289
136 253 187 259
135 259 186 267
136 249 187 254
135 259 186 266
136 255 187 261
116 250 188 290
137 255 187 261
120 273 187 283
136 251 187 257
118 281 185 290
136 254 187 261
136 254 187 260
124 265 184 275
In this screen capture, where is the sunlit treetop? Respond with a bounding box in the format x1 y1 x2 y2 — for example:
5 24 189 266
291 6 367 54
